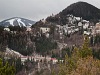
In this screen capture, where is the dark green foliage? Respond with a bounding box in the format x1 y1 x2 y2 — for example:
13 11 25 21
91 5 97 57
0 27 35 55
15 58 23 73
94 34 100 45
51 47 73 59
80 36 92 58
89 35 100 59
9 26 26 32
62 47 71 58
93 49 100 59
51 52 59 58
0 58 16 75
0 26 4 32
60 2 100 21
49 25 55 34
0 25 56 56
90 36 94 46
7 32 34 56
35 36 57 55
46 16 59 24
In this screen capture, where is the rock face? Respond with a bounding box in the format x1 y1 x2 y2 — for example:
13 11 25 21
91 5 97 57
0 17 35 27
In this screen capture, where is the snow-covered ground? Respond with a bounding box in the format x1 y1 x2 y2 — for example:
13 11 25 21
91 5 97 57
5 47 23 57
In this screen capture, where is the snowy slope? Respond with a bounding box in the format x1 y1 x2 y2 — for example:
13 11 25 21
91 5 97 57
0 17 36 27
5 47 23 57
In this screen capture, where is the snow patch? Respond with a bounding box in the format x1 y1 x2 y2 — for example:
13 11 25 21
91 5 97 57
6 18 26 27
6 48 23 57
6 19 15 26
28 23 32 26
17 18 26 27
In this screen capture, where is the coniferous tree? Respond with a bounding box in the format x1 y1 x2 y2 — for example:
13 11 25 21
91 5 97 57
80 36 92 58
57 36 100 75
0 58 16 75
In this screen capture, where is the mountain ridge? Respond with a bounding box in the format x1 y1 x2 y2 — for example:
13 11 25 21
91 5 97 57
0 17 36 27
60 1 100 20
46 1 100 25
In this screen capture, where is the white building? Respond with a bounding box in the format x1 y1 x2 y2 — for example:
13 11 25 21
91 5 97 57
4 28 10 32
51 58 58 64
10 31 17 34
82 20 89 23
78 22 83 26
26 27 32 32
83 22 89 29
45 33 50 38
74 28 79 32
21 56 28 64
84 31 91 35
40 27 50 33
74 17 81 21
56 25 63 30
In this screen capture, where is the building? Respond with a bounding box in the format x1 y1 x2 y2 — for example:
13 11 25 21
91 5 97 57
26 26 32 32
45 33 50 38
78 22 83 26
40 27 50 33
21 55 52 65
4 28 10 32
83 22 89 29
51 58 58 64
84 31 91 35
92 22 100 35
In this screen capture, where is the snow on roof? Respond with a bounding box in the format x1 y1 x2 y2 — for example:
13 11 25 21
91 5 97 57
4 28 10 31
75 28 79 31
74 17 81 21
84 31 90 35
78 22 82 26
82 20 89 23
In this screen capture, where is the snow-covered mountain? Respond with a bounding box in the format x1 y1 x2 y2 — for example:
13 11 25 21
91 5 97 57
0 17 36 27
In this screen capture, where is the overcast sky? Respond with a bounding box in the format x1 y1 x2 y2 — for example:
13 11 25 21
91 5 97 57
0 0 100 21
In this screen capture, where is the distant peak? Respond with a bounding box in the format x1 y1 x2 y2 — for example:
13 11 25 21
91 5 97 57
60 1 100 21
0 17 36 27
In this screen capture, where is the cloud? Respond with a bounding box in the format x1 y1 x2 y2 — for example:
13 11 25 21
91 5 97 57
0 0 100 21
